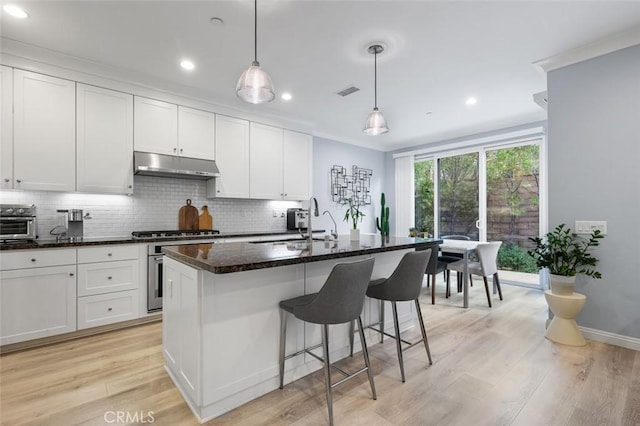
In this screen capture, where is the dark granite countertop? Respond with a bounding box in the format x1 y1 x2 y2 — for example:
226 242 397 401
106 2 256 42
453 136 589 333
0 230 325 251
163 234 442 274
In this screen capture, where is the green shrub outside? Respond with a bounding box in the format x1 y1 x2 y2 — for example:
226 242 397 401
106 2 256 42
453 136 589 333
497 244 538 273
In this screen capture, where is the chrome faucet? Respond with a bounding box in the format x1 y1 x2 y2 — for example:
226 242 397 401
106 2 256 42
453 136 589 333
322 210 338 240
308 197 319 245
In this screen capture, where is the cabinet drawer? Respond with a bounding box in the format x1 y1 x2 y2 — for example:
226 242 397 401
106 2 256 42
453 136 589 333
77 245 139 264
77 260 139 296
0 248 76 271
77 290 139 330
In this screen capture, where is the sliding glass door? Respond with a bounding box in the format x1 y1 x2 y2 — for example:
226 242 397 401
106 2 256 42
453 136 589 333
485 144 540 277
414 138 543 285
438 153 479 241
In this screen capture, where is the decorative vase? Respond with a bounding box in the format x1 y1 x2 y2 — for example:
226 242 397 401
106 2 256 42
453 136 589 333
549 274 576 296
350 228 360 241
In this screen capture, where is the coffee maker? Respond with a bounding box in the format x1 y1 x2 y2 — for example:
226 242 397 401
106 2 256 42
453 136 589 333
286 208 308 230
56 209 86 241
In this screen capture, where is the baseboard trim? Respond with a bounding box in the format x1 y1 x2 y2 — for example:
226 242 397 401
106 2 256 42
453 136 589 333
579 326 640 352
0 314 162 355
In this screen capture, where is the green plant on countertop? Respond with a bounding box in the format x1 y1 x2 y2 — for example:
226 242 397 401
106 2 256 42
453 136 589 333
343 199 365 230
528 224 604 278
376 192 390 238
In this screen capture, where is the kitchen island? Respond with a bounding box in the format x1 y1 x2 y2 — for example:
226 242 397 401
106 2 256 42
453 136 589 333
162 235 440 422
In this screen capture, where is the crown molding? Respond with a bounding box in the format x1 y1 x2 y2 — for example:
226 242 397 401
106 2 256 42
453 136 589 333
534 26 640 72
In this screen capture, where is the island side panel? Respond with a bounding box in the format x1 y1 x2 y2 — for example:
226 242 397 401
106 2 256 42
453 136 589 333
199 263 305 419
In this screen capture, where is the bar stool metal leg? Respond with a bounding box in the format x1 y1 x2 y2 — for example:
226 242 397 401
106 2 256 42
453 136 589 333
357 316 377 400
379 300 385 344
391 302 406 383
414 299 432 365
279 309 287 389
348 320 355 357
321 324 334 426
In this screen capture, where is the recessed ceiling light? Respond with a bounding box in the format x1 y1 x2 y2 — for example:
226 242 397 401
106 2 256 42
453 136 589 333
180 60 195 71
465 97 478 106
281 93 292 101
3 4 29 19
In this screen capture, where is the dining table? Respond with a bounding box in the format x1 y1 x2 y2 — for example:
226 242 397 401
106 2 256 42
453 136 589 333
438 240 486 308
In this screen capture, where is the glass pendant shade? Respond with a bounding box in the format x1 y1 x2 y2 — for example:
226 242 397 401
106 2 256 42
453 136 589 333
363 107 389 135
236 60 275 104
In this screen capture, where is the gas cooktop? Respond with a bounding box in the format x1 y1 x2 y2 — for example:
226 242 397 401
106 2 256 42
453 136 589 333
131 230 220 239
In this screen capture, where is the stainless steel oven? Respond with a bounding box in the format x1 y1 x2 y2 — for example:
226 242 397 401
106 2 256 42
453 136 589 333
0 204 37 242
147 244 165 312
134 230 219 313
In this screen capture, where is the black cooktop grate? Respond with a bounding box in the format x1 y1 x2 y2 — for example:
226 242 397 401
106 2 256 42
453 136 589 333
131 230 220 239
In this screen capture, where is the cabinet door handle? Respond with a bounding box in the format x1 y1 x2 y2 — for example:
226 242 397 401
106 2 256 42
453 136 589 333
31 258 36 262
128 185 132 189
108 307 113 312
3 178 9 183
107 276 112 280
173 147 177 153
179 148 183 153
107 253 113 257
16 179 22 183
69 273 74 277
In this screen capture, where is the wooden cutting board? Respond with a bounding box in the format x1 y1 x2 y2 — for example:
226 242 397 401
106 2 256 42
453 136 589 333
178 199 199 230
199 205 213 230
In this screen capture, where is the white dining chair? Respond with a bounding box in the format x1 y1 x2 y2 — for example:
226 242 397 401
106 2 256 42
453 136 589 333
447 241 503 307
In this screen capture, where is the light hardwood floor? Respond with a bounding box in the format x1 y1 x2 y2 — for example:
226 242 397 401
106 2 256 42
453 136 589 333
1 281 639 426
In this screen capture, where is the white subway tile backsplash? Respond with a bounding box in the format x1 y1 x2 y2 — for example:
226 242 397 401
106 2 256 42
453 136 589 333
0 176 301 238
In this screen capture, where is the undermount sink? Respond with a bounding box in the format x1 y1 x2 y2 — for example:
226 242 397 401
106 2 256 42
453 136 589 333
250 237 325 245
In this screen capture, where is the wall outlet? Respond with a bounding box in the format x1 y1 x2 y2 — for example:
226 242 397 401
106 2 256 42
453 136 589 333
575 220 607 235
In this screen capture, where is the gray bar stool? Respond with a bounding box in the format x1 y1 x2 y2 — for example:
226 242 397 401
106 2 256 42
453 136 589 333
351 250 433 383
278 258 376 426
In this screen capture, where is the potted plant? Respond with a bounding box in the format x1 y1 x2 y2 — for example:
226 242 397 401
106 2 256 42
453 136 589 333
343 199 365 241
528 224 604 295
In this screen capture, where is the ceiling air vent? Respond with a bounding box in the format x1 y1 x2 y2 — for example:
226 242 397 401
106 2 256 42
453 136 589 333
336 85 360 97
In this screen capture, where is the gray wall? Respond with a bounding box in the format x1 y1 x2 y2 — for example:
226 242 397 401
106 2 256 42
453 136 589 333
548 44 640 339
312 137 386 235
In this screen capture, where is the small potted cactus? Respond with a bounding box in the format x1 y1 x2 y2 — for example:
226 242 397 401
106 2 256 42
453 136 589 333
376 193 390 242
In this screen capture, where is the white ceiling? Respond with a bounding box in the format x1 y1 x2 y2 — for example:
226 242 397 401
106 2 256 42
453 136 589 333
2 1 640 151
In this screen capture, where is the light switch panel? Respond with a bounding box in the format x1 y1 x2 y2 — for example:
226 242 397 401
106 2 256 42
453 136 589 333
575 220 607 235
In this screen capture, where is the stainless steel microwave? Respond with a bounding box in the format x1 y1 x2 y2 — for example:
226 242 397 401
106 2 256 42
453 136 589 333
0 204 37 241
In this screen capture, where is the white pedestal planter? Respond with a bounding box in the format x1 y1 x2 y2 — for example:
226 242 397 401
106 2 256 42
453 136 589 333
549 274 576 295
350 228 360 241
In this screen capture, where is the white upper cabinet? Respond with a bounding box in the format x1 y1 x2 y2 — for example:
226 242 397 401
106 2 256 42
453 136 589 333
134 96 178 156
249 122 284 199
77 84 134 194
178 106 215 160
13 70 76 192
213 115 250 198
0 66 13 189
248 124 312 201
134 97 214 160
283 130 312 201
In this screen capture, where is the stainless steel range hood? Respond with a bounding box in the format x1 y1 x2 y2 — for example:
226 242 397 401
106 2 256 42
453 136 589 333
134 152 220 179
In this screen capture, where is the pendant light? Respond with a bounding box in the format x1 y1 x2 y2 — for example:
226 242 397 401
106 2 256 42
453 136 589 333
363 44 389 135
236 0 275 104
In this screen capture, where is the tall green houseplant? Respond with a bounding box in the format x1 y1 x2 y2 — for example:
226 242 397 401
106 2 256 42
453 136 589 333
528 224 604 295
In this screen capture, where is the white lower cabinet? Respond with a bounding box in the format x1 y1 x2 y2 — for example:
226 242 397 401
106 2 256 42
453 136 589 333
0 265 77 345
77 290 139 330
163 257 200 404
77 245 141 329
